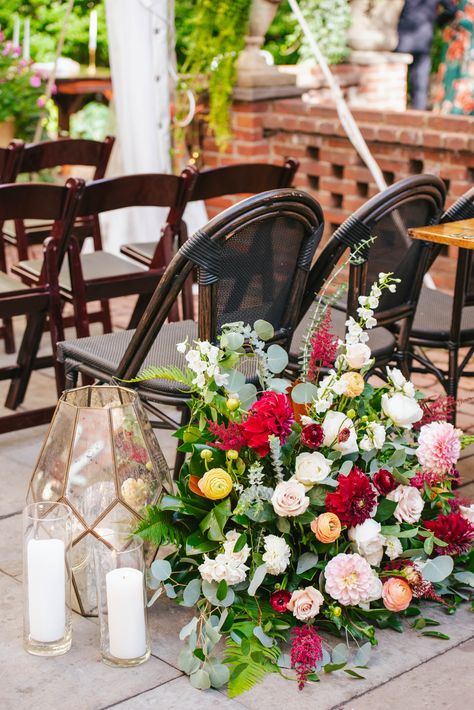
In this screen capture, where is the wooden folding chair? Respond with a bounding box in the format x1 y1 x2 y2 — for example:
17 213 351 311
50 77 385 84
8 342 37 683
0 178 85 431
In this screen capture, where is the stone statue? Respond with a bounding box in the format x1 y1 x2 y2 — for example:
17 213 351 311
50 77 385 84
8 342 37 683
348 0 405 51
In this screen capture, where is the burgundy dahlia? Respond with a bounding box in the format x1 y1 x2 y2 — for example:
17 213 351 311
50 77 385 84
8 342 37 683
423 512 474 555
301 423 324 450
326 466 377 527
290 625 323 690
270 589 292 613
242 391 294 456
372 469 397 495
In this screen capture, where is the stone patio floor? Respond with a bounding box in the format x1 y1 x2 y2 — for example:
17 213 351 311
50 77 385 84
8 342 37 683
0 300 473 709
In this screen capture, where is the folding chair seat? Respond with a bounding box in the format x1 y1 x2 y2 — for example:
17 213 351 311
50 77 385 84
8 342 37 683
290 175 447 375
0 178 84 431
120 158 299 266
57 188 324 472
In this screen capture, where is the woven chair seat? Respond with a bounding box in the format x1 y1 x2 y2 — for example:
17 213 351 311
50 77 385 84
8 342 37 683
290 307 396 363
13 251 147 291
120 241 156 265
411 286 474 342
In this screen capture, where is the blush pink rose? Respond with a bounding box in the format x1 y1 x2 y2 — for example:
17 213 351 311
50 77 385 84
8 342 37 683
271 480 310 517
287 586 324 621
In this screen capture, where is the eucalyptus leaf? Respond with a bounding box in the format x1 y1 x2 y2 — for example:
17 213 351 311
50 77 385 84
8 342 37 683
266 344 289 374
147 587 164 607
339 459 353 476
332 642 350 664
178 647 200 675
277 652 292 669
237 383 258 410
353 642 371 667
150 559 172 582
268 377 291 394
221 332 245 351
253 319 274 341
205 619 222 647
206 662 230 688
276 516 291 534
453 571 474 587
164 582 177 599
225 368 246 393
422 555 454 583
190 669 211 690
296 551 319 574
253 625 274 648
291 381 319 405
179 616 199 641
248 563 268 596
182 578 202 607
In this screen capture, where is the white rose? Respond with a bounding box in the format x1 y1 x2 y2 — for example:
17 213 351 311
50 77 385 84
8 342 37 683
223 559 248 586
360 422 386 452
384 536 403 560
271 480 310 517
460 504 474 524
294 451 332 487
262 534 291 575
387 485 424 524
322 410 358 454
386 367 415 398
223 530 250 564
345 343 372 369
199 555 218 583
348 519 385 566
381 392 423 428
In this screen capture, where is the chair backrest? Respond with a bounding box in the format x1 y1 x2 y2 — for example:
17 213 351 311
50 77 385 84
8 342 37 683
114 188 324 380
190 158 299 201
0 178 85 273
300 175 446 324
0 140 24 184
18 136 115 180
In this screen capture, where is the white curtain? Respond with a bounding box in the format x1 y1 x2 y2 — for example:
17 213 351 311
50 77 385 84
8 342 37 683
103 0 207 253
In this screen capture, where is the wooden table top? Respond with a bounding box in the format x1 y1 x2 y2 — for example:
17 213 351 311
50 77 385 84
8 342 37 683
409 218 474 249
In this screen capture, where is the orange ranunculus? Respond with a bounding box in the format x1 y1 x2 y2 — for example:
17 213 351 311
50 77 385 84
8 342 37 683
382 577 413 612
310 512 342 544
189 475 207 497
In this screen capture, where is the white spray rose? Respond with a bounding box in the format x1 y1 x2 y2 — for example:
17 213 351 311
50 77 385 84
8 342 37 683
198 554 248 586
294 451 332 487
223 529 250 564
262 534 291 575
348 519 385 566
345 343 372 369
381 392 423 428
386 366 415 398
387 485 424 524
360 422 386 452
384 536 403 560
322 410 358 454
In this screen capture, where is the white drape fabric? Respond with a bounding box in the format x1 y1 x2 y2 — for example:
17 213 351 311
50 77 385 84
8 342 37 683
103 0 207 253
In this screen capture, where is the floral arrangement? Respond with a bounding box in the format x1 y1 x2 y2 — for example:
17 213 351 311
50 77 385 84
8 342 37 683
136 273 474 697
0 31 49 140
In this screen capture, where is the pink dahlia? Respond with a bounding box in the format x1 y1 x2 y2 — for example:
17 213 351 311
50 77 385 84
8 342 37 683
324 552 374 606
416 421 461 475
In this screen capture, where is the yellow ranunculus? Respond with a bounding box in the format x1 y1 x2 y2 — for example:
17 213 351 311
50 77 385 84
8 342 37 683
197 468 233 499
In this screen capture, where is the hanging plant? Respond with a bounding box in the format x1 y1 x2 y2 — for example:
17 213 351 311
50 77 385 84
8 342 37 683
179 0 252 149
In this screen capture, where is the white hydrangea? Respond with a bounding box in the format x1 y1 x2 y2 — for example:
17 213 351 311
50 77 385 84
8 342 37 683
262 534 291 575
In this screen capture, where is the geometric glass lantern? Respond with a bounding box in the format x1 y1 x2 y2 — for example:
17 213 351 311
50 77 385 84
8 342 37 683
28 385 173 616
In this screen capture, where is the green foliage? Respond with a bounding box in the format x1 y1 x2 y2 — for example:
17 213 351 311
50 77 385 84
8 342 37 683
120 365 194 387
0 1 108 66
135 506 186 548
224 636 279 698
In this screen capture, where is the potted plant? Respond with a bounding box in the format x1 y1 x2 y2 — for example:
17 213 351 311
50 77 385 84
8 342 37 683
0 30 48 144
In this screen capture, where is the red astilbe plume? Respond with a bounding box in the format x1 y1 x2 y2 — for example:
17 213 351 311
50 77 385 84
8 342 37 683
207 420 246 452
307 309 339 382
423 512 474 555
326 466 377 526
413 396 458 430
290 625 323 690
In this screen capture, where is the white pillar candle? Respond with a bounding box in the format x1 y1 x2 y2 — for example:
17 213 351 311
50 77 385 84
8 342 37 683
106 567 146 659
27 538 65 643
89 10 97 51
12 16 20 49
22 18 30 60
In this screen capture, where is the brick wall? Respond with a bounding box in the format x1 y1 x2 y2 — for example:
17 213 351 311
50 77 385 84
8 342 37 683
200 97 474 292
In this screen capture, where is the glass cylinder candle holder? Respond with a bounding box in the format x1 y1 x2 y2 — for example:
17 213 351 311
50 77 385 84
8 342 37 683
94 533 150 667
23 502 73 656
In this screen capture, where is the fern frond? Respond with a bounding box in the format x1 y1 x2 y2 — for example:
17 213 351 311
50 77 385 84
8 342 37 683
135 507 184 547
224 637 280 697
120 366 192 386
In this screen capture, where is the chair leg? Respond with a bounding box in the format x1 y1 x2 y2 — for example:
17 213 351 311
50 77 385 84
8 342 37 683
2 318 16 354
447 344 459 425
5 311 47 409
100 299 113 333
173 405 190 478
128 293 150 329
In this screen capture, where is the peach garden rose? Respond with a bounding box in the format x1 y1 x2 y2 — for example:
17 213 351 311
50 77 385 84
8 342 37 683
287 586 324 621
271 480 310 517
311 512 342 544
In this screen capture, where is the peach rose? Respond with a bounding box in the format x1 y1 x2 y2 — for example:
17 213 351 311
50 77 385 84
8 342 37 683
271 480 310 517
340 371 365 397
287 586 324 621
311 512 341 543
382 577 413 612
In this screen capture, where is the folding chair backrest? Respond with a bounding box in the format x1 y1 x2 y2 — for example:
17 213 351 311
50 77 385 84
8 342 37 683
18 136 115 179
440 188 474 307
190 158 298 201
115 188 324 380
301 175 446 323
0 140 24 183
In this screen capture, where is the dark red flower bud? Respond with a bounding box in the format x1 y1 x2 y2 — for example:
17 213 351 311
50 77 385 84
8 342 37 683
338 428 350 443
301 423 324 449
270 589 292 613
372 468 396 495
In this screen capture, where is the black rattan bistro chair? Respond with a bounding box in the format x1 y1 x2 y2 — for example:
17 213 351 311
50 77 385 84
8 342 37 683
56 188 324 472
290 175 447 375
407 187 474 403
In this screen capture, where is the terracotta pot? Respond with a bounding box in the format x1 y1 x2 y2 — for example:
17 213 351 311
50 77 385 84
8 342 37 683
0 118 15 147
